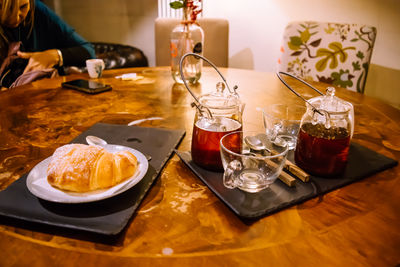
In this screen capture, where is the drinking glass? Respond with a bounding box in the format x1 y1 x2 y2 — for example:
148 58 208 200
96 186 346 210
220 131 288 193
262 104 305 150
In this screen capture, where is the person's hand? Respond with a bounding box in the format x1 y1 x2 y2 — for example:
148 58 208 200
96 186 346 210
17 49 60 73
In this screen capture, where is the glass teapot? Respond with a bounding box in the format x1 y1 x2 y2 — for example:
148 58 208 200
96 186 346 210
180 53 245 171
277 72 354 177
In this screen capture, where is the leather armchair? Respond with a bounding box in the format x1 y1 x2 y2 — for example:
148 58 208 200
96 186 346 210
92 42 148 69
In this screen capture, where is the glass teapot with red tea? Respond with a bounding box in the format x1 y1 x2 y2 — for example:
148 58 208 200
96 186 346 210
180 53 245 171
277 72 354 177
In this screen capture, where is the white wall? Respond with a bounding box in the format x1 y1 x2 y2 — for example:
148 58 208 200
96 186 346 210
48 0 158 68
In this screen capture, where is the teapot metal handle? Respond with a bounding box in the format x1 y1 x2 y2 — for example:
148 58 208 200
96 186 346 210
276 71 324 116
179 53 239 117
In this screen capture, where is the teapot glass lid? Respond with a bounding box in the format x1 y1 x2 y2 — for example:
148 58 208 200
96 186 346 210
308 87 353 114
199 82 241 109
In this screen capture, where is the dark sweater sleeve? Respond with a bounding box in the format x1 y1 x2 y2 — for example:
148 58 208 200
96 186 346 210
34 1 96 66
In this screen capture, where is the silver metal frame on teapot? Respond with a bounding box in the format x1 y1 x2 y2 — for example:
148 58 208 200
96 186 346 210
276 71 324 116
179 53 239 118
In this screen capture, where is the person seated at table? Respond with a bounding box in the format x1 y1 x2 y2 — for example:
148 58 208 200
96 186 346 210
0 0 95 88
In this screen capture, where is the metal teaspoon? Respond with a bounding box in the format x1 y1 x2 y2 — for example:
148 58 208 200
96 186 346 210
244 135 309 182
86 135 152 161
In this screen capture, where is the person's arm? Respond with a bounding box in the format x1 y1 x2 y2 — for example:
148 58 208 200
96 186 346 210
17 49 61 73
35 0 95 66
20 0 95 71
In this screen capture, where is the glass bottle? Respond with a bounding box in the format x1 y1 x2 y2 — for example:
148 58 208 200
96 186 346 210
170 7 204 84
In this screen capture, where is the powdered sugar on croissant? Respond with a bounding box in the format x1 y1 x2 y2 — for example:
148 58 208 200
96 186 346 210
47 144 138 192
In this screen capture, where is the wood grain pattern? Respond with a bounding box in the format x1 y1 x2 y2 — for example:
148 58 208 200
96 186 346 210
0 67 399 266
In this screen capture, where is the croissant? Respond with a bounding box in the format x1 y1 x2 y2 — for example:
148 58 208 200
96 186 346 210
47 144 138 192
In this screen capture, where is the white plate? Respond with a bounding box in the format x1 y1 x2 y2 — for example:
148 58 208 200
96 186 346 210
26 145 149 203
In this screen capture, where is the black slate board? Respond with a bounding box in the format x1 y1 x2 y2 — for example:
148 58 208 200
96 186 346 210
176 143 398 220
0 123 185 237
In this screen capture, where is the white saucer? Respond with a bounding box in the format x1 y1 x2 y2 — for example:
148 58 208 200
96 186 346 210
26 144 148 203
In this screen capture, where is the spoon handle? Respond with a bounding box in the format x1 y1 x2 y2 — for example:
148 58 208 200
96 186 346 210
278 171 296 187
284 160 310 182
263 146 310 182
258 145 310 183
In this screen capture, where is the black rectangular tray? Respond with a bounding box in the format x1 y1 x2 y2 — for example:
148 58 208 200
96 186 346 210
0 123 185 236
176 143 398 220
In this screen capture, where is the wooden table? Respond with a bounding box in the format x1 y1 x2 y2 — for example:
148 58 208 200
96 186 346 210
0 67 399 266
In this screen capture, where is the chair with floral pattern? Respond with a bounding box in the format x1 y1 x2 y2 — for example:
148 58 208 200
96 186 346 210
278 21 377 93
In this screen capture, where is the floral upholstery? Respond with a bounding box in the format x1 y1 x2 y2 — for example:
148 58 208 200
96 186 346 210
278 21 377 93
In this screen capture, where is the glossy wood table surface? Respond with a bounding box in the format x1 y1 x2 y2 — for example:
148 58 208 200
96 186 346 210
0 67 399 266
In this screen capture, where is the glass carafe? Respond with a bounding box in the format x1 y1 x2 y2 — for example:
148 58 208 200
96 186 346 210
170 7 204 84
180 53 245 171
294 87 354 177
191 82 244 171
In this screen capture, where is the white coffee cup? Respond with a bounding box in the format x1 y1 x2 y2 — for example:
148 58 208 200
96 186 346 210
86 59 105 78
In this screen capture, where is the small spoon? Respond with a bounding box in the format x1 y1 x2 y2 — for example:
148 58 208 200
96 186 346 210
86 135 108 147
127 117 164 126
244 135 272 156
86 135 152 161
244 135 310 182
244 135 296 187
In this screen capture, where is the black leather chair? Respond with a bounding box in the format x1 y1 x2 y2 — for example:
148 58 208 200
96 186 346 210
92 42 148 69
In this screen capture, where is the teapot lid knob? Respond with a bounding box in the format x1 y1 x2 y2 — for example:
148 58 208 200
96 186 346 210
216 82 225 93
326 87 335 97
